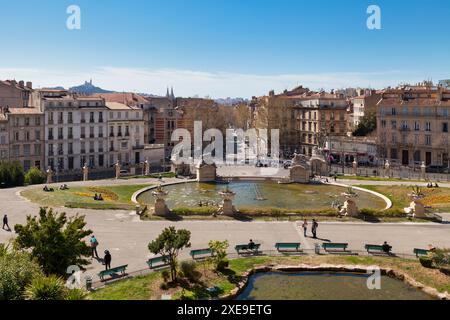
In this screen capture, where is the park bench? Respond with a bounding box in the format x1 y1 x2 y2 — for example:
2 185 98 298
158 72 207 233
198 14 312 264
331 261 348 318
235 243 261 255
147 256 170 269
414 248 430 257
365 244 392 255
98 265 128 281
275 243 302 253
322 243 349 252
190 248 215 260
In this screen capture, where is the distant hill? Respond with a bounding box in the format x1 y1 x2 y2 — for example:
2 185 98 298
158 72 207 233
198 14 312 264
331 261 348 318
215 97 248 106
42 86 66 90
69 80 114 94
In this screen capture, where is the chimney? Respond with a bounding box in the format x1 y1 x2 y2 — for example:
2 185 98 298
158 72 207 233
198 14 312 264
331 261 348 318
19 81 24 87
26 82 32 89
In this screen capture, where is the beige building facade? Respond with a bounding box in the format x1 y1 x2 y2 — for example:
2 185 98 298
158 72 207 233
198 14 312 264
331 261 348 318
377 85 450 168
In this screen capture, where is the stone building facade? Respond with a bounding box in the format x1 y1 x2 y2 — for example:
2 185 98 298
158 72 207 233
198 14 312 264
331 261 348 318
377 85 450 167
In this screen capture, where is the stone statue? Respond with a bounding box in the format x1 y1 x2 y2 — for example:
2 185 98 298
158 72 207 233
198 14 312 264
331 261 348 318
115 161 121 179
339 198 359 217
384 160 391 178
143 160 150 176
352 158 358 176
420 161 427 180
82 164 89 182
46 167 53 184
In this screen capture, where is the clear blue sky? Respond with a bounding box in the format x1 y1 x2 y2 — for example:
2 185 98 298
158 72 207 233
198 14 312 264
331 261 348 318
0 0 449 97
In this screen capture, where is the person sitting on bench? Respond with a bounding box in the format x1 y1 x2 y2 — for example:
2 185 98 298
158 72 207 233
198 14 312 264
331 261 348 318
382 241 392 254
248 239 256 250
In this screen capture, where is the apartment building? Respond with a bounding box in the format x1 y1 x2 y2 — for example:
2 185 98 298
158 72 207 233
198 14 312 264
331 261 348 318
250 87 350 157
6 107 45 171
106 102 145 167
349 90 381 127
0 80 32 108
377 85 450 167
41 91 109 173
0 111 9 161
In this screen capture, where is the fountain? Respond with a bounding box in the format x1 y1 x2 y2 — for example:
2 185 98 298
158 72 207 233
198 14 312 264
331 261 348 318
152 185 170 216
217 186 237 216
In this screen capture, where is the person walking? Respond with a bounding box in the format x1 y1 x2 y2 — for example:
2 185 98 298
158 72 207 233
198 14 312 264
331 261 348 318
90 235 99 259
2 214 10 231
302 220 308 237
311 219 318 239
104 250 112 270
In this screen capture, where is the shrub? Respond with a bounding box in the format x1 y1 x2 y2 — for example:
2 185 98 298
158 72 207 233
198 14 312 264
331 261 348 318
24 167 46 185
65 288 88 300
430 248 450 268
161 270 171 283
419 257 433 268
180 261 201 283
0 247 44 300
208 240 230 271
24 275 67 300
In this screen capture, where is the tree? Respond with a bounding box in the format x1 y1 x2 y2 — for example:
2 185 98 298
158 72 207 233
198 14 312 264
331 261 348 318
208 240 229 271
0 161 24 188
0 243 44 300
24 167 46 185
352 111 377 137
14 208 92 276
148 227 191 282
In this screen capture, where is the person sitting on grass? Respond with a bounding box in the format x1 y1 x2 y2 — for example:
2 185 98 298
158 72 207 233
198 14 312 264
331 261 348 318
98 194 104 201
94 194 99 201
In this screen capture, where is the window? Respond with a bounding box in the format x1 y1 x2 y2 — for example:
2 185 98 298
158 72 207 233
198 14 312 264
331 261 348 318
414 121 420 131
110 126 114 137
425 135 432 146
25 131 30 141
35 117 41 126
68 127 73 139
443 123 448 133
68 112 73 123
381 120 386 128
391 148 398 160
90 126 94 138
425 122 431 132
25 117 30 126
81 127 86 138
90 112 95 123
23 145 30 157
34 144 41 156
391 108 397 115
99 112 103 123
58 128 63 140
391 120 397 129
35 130 41 140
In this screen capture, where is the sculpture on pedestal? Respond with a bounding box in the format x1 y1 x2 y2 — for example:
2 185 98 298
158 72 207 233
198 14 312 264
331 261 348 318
82 164 89 182
115 161 121 179
152 185 170 216
46 167 53 184
217 186 237 216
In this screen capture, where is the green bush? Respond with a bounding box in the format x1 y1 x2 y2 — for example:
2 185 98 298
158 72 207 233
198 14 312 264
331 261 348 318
0 161 24 188
0 246 44 300
180 261 201 283
209 240 230 271
24 275 67 300
24 167 46 185
430 249 450 268
161 270 171 283
419 257 433 268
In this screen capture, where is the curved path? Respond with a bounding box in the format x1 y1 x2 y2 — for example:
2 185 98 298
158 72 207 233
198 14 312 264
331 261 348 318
1 176 449 282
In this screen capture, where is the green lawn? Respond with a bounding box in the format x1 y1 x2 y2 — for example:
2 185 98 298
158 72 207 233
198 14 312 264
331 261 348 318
359 185 450 213
21 184 150 210
337 176 425 183
89 255 450 300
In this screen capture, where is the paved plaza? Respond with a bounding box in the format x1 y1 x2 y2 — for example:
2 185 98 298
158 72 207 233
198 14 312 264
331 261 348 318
1 173 450 282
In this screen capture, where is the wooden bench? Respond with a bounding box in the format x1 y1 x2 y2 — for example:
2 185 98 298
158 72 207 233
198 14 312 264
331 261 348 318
147 256 169 269
98 265 128 281
235 244 261 255
414 248 430 257
365 244 392 255
275 243 302 253
190 248 214 260
322 243 349 252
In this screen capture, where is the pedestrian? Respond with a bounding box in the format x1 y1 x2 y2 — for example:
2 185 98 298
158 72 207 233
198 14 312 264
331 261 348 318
104 250 112 270
311 219 318 239
90 235 99 259
334 175 337 182
302 219 308 237
248 239 256 250
2 214 10 231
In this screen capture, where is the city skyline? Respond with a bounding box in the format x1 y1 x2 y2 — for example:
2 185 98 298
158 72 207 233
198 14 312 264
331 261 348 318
1 0 450 97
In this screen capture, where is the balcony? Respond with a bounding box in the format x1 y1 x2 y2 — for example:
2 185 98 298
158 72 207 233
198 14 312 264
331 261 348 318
58 135 64 140
68 135 73 139
48 135 54 140
81 149 86 154
58 150 64 156
80 134 86 139
109 147 115 152
133 145 145 150
81 119 86 123
89 149 95 153
48 120 54 125
89 134 95 138
48 151 54 156
109 133 114 137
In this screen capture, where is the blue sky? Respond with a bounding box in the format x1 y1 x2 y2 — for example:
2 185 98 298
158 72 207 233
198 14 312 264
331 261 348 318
0 0 449 97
